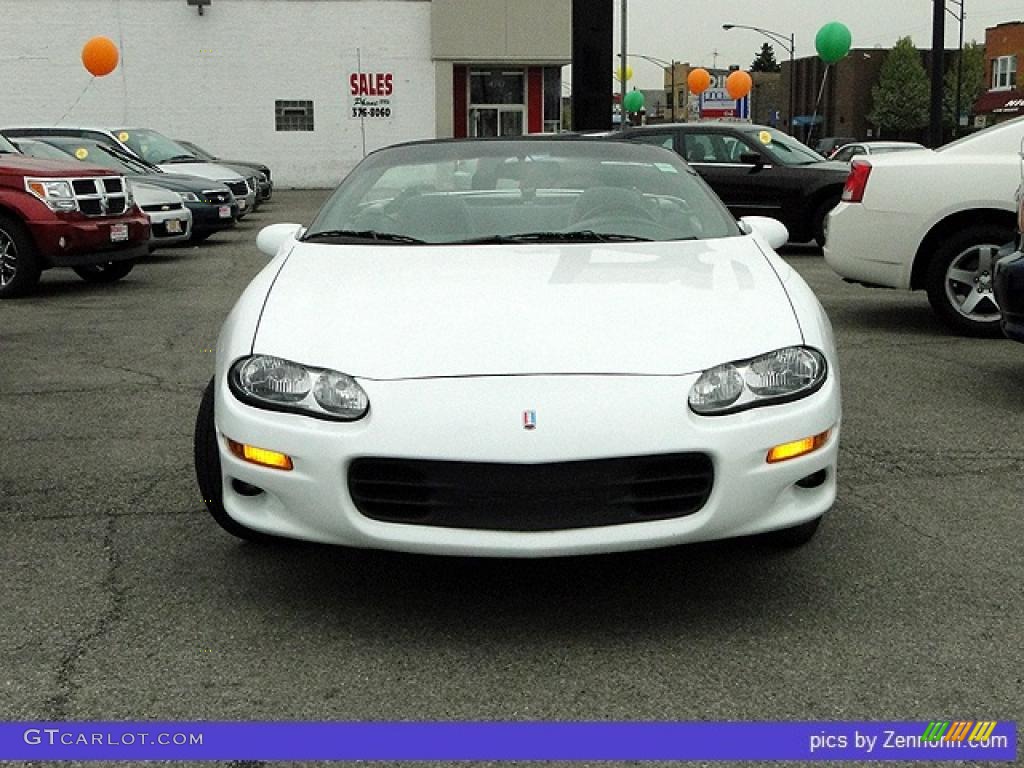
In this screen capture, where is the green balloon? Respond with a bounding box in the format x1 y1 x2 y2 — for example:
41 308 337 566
623 89 645 113
815 22 852 64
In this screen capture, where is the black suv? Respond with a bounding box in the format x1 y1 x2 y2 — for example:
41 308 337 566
611 123 850 245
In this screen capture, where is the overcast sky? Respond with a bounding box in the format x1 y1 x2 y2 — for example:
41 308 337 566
596 0 1022 89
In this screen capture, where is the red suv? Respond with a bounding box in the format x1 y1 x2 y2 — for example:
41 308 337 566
0 134 150 298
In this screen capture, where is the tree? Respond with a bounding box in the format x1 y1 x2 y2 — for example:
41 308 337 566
943 41 985 129
868 37 930 138
750 43 781 73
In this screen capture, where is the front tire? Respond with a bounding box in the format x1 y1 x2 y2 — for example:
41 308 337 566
194 379 275 542
73 260 135 283
925 225 1013 336
0 214 42 298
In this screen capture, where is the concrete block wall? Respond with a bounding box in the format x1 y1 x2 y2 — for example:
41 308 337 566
0 0 435 187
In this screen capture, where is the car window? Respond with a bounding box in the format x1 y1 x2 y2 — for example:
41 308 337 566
307 140 740 244
682 134 716 163
833 146 864 162
748 128 826 165
628 132 675 151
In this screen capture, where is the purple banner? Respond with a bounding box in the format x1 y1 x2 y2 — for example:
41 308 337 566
0 721 1016 761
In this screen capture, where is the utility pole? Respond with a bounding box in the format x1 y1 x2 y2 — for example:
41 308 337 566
929 0 945 147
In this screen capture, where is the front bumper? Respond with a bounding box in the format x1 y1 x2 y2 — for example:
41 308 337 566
824 202 920 289
28 210 151 268
212 372 841 557
144 206 192 246
994 245 1024 343
187 201 239 234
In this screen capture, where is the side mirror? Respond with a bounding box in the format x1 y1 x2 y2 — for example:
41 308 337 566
740 216 789 250
739 152 765 166
256 223 304 257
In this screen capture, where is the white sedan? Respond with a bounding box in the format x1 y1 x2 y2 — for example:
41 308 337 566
195 138 841 557
825 116 1024 335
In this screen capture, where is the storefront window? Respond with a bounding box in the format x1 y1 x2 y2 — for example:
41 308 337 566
469 68 525 137
543 67 561 133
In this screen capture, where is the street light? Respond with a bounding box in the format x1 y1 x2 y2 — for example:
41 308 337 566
723 23 795 134
618 52 679 121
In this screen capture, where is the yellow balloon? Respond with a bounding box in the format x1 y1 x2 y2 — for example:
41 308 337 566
615 65 634 82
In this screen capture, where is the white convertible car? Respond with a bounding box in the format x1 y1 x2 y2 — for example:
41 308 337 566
195 138 841 556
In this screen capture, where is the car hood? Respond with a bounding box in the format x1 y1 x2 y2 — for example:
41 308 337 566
252 237 803 379
155 160 242 182
128 173 225 194
132 182 182 206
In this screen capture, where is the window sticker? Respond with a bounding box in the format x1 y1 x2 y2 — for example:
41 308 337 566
758 130 773 145
75 148 89 160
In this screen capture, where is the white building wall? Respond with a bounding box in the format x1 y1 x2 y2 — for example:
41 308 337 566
0 0 435 187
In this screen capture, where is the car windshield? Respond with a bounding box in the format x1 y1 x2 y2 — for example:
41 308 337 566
0 134 17 153
114 128 197 164
24 138 156 174
178 141 215 161
306 139 740 245
749 128 828 166
10 139 74 161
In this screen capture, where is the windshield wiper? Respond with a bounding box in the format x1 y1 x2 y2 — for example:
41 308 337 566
458 230 653 244
302 229 426 244
160 154 199 163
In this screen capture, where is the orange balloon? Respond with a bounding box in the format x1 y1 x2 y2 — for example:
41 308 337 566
687 68 711 95
726 70 753 100
81 36 119 77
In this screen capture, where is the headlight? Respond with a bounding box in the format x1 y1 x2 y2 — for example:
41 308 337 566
229 355 369 421
688 346 827 415
179 191 200 202
25 177 77 211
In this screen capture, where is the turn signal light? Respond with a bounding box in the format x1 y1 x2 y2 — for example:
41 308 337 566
227 439 293 471
767 429 831 464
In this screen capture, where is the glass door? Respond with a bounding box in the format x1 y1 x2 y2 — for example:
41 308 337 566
468 68 525 137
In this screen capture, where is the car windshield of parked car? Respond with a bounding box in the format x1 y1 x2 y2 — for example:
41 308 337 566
0 134 17 153
10 138 74 161
305 140 740 245
752 128 828 166
178 141 215 161
115 128 197 164
25 138 155 175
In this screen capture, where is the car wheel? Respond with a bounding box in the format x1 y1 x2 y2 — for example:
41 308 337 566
813 196 840 248
760 515 822 548
0 214 42 298
925 225 1014 336
190 231 214 243
72 260 135 283
194 379 276 542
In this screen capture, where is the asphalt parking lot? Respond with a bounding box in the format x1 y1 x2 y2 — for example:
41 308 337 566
2 191 1021 767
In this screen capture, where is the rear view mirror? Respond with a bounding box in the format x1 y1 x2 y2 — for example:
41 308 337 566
740 216 789 250
256 223 304 257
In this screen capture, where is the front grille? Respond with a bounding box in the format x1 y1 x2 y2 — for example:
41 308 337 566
199 189 232 204
226 180 248 197
348 453 714 531
200 190 231 204
141 202 184 212
69 176 128 217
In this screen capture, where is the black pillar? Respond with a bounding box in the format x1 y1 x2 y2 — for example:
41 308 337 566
929 0 945 147
572 0 613 131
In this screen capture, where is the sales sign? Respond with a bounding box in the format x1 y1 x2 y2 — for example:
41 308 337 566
350 72 394 119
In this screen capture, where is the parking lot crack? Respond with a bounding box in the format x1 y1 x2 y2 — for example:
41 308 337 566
41 514 127 720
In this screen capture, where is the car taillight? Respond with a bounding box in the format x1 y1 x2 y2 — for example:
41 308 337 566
842 161 872 203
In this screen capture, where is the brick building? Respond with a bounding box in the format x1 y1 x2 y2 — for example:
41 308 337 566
973 21 1023 126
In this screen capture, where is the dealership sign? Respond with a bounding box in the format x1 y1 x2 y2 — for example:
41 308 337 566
350 72 394 119
698 70 750 120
